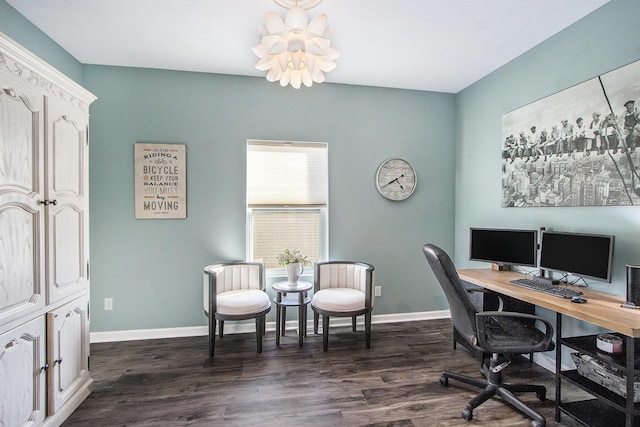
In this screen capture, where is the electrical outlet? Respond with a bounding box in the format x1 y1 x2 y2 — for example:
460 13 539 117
104 298 113 310
374 286 382 297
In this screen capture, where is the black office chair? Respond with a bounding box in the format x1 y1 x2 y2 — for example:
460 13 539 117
423 244 554 427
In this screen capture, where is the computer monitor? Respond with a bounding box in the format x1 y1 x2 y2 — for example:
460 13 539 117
539 230 615 283
469 228 538 268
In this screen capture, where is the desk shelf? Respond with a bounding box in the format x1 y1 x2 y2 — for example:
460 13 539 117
561 334 640 370
559 399 639 427
561 369 640 413
559 331 640 426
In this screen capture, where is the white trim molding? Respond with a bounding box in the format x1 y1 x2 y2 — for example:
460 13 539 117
0 32 96 111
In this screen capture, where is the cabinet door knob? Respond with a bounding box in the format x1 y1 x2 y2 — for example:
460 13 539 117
50 199 57 206
39 200 50 206
54 357 63 365
41 364 49 372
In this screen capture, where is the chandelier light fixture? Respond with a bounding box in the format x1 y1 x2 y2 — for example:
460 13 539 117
252 0 339 89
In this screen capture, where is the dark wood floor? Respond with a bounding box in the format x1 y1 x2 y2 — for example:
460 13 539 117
63 319 582 426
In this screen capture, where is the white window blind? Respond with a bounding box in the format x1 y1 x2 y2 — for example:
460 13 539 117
247 141 328 207
251 210 321 268
247 140 328 269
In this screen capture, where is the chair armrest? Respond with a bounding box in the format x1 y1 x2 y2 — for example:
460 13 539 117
475 311 554 354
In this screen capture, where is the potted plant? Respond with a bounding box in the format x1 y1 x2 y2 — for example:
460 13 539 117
277 249 311 285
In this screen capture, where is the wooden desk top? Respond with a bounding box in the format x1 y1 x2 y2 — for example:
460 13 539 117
458 268 640 338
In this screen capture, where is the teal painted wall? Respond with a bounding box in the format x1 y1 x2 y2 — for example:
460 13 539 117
455 0 640 337
82 66 455 331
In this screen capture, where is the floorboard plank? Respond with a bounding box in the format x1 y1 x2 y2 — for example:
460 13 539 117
63 319 581 426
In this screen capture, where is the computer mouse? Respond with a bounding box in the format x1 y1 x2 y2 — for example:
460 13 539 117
571 296 587 304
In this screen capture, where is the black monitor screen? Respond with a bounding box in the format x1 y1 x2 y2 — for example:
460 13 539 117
469 228 538 267
539 231 614 282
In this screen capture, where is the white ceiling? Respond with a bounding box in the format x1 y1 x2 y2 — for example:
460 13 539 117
8 0 609 93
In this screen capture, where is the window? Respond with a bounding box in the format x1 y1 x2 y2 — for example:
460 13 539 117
247 140 328 270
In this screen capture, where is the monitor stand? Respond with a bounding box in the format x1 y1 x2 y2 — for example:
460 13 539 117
491 263 511 271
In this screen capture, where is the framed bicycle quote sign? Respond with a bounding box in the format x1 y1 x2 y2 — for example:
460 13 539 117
134 142 187 219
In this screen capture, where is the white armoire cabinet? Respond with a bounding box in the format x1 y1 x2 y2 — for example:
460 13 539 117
0 32 96 426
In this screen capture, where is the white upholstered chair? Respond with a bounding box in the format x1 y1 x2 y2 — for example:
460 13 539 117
203 262 271 359
311 261 375 352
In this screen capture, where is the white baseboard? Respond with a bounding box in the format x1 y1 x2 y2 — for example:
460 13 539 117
90 310 451 343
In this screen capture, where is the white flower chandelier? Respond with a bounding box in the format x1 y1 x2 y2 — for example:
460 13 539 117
252 1 339 89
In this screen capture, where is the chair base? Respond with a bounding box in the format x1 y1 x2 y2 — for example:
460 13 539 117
312 309 371 352
440 356 547 427
207 307 270 360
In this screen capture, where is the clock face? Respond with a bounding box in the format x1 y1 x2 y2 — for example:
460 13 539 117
375 158 417 201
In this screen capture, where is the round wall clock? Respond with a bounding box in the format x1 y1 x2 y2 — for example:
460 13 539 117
375 158 417 201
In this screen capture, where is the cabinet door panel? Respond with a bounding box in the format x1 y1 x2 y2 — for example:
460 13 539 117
0 82 45 325
50 114 83 197
46 98 88 303
51 205 84 296
0 205 44 324
47 296 89 415
0 84 41 194
0 316 47 426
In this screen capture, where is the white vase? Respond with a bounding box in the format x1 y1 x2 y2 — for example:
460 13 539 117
286 262 304 285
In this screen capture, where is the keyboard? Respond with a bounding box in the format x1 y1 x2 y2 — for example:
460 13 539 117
510 278 583 299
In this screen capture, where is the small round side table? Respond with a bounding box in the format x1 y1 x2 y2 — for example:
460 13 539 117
272 281 312 347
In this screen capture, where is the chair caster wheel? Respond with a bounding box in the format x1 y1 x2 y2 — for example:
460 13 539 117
462 408 473 421
439 375 448 386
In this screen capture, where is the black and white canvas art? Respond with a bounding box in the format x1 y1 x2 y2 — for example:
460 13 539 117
502 60 640 207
